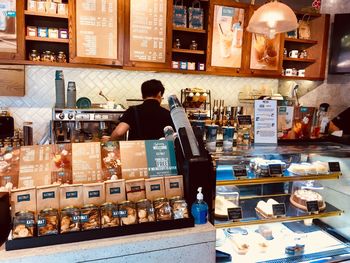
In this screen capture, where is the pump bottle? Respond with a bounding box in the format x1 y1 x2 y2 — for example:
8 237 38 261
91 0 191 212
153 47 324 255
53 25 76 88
191 187 208 224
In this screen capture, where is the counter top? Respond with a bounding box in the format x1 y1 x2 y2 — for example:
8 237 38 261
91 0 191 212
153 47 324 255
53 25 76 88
0 223 216 263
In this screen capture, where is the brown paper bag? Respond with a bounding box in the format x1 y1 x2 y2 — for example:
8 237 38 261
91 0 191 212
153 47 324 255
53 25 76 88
36 184 60 212
105 179 126 203
59 184 83 209
125 179 145 202
83 182 105 206
145 177 165 201
164 175 184 199
11 187 37 215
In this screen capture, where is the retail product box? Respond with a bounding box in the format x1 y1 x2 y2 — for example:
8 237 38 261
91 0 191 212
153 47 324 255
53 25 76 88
292 106 316 139
277 106 294 139
18 145 52 188
164 175 184 199
145 177 165 201
0 147 20 188
105 179 126 203
36 184 60 212
11 187 37 215
51 143 72 184
101 141 121 180
72 142 103 184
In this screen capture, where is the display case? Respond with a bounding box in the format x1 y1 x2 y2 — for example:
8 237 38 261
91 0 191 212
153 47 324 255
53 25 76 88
213 142 350 262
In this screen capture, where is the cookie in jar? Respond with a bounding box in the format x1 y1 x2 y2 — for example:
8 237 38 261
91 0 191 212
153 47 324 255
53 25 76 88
12 211 35 239
101 202 119 228
136 199 155 223
118 200 137 225
60 206 80 233
37 208 59 236
81 204 100 230
172 199 189 219
154 197 172 221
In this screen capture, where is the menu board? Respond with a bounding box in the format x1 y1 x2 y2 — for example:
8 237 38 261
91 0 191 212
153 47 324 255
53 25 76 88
72 142 102 183
76 0 118 59
129 0 167 62
254 100 277 144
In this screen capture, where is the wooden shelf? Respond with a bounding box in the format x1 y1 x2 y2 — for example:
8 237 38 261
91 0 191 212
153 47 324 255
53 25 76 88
284 38 318 45
283 57 316 63
172 48 205 55
24 10 68 19
280 75 324 81
216 172 341 187
25 36 69 43
214 194 343 228
173 27 206 34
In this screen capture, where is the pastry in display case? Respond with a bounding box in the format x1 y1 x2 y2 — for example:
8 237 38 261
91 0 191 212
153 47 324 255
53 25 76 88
290 181 326 211
255 198 279 218
215 186 239 219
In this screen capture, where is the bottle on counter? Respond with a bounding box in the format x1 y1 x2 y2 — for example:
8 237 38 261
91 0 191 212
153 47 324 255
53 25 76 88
55 70 65 108
168 94 200 157
66 81 77 108
23 122 33 146
191 187 208 224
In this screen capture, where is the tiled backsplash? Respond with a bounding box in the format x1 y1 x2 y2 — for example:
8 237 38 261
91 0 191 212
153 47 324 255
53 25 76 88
0 66 278 143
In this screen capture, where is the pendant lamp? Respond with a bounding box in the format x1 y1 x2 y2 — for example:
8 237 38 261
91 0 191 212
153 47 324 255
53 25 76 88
247 0 298 39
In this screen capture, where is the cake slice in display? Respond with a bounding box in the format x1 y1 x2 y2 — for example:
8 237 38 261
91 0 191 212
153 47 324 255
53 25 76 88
255 198 279 218
215 195 238 219
290 189 326 211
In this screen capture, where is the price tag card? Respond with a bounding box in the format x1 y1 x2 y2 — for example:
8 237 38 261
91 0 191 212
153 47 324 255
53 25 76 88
306 200 319 213
272 203 286 217
233 165 247 178
227 207 243 221
328 162 341 172
269 164 282 176
237 115 252 126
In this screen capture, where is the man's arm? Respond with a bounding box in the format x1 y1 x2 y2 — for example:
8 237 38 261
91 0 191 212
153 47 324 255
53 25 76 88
110 122 130 140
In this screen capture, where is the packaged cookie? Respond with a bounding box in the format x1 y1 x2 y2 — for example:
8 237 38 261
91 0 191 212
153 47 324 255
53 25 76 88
136 199 155 223
125 179 145 202
11 187 37 216
36 184 60 212
81 204 100 230
145 177 165 201
12 211 35 239
37 208 59 236
118 200 137 225
105 179 126 204
83 183 105 206
60 206 80 233
172 200 189 219
154 197 172 221
164 175 184 199
59 184 83 209
101 202 119 228
101 141 122 180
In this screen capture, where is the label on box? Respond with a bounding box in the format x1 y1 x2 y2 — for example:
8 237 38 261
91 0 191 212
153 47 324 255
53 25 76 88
269 164 282 176
112 210 119 218
306 200 319 213
227 207 243 220
88 190 100 198
66 191 78 199
80 214 89 222
110 187 121 194
118 210 127 218
42 191 55 199
150 184 161 191
37 219 46 227
328 162 341 172
17 194 30 202
237 115 252 125
272 203 286 216
131 185 141 192
170 182 179 189
172 61 179 69
180 61 187 70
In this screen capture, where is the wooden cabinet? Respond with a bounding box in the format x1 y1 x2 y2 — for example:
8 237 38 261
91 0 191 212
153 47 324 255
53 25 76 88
24 0 69 65
0 65 25 96
282 13 330 80
0 0 25 60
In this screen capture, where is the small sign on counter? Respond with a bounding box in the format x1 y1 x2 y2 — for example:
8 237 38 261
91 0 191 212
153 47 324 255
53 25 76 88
227 207 243 221
306 200 319 213
328 162 341 172
232 165 247 178
254 100 277 144
268 164 282 177
237 115 252 126
272 203 286 217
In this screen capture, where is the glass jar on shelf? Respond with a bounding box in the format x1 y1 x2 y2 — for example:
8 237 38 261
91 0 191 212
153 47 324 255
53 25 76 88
12 211 35 239
136 199 155 223
189 40 198 50
81 204 100 230
174 38 181 49
119 200 137 225
154 197 172 221
37 208 59 236
41 51 52 62
29 50 40 61
60 206 80 233
101 202 119 228
57 51 67 63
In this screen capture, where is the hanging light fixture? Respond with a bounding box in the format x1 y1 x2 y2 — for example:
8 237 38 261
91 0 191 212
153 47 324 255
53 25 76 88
247 0 298 39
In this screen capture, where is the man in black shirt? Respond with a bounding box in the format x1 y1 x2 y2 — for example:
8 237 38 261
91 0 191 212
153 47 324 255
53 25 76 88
111 79 174 140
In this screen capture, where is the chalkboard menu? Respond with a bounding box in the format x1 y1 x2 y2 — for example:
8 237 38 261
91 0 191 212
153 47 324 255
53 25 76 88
129 0 167 62
76 0 118 59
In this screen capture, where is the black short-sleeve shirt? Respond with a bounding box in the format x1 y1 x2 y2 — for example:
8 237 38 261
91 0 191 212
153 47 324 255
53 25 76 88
119 99 174 140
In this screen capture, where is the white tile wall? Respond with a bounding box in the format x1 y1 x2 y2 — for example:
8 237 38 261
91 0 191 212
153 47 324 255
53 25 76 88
0 66 278 143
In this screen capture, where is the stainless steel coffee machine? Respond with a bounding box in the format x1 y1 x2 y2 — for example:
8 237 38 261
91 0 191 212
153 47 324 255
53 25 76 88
51 108 124 143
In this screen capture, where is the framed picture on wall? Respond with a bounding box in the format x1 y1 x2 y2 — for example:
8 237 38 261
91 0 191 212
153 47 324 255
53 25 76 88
0 0 17 53
210 5 245 68
250 33 281 71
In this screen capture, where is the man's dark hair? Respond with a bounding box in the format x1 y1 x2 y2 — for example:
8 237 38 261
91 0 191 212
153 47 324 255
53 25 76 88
141 79 165 99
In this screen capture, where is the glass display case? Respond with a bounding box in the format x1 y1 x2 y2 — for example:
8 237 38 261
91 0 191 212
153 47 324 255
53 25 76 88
213 142 350 262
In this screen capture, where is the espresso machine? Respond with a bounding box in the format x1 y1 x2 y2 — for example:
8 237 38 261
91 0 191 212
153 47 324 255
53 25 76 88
51 108 124 143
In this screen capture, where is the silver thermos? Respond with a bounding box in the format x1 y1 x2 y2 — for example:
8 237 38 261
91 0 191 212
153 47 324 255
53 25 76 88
55 70 65 108
66 81 76 108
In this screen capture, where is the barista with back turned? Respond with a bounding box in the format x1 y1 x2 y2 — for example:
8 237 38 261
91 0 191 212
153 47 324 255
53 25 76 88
110 79 174 140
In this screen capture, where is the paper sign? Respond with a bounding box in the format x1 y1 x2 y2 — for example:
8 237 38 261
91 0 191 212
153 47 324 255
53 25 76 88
254 100 277 144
